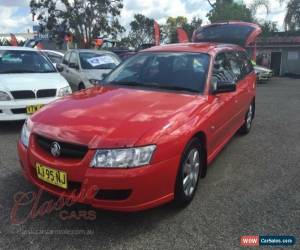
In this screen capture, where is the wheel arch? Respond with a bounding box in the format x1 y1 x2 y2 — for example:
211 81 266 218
191 131 208 178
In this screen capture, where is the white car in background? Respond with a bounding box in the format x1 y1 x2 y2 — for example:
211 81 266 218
253 64 273 82
57 49 121 90
41 50 64 67
0 46 72 121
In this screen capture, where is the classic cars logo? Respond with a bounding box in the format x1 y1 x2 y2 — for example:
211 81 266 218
10 180 98 224
50 142 61 157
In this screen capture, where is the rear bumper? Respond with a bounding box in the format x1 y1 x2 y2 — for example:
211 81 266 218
0 98 57 121
18 140 179 212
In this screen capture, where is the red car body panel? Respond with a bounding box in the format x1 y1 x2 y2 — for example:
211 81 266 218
18 36 257 211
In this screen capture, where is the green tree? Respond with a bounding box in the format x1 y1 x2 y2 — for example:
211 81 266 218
127 14 155 48
259 21 278 36
162 16 202 43
164 16 188 43
207 1 254 23
284 0 300 31
30 0 124 48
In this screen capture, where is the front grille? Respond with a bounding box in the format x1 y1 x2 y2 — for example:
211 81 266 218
36 135 88 159
94 189 132 201
10 89 57 99
11 90 35 99
11 108 26 114
37 89 56 98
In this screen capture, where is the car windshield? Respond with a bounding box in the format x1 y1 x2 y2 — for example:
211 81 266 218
0 50 56 74
103 52 210 93
79 52 119 70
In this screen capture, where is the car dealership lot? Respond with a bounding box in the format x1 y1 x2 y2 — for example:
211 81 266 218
0 78 299 249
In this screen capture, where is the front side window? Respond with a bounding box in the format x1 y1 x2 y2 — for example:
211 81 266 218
226 52 243 81
79 52 119 70
212 52 236 83
69 52 79 66
103 52 210 93
238 51 254 76
0 50 56 74
62 52 71 65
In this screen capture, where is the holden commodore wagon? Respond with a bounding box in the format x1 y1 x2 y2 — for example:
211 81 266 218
18 22 261 211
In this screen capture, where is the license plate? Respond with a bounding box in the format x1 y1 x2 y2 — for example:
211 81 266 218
26 104 44 114
36 163 68 189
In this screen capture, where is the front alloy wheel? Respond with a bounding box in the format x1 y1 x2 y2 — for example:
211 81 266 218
174 138 203 207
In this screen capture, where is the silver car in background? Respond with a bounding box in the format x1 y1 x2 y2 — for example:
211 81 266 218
57 49 121 90
42 50 64 67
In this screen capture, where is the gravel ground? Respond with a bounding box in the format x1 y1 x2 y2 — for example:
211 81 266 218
0 77 299 250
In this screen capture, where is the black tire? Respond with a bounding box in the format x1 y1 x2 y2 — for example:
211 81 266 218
174 138 204 207
239 101 255 135
78 83 85 90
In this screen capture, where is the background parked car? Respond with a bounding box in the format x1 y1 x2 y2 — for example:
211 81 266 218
41 50 64 67
57 49 121 90
0 46 71 121
254 64 273 82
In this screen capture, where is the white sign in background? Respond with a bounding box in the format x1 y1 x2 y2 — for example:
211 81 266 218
87 56 116 67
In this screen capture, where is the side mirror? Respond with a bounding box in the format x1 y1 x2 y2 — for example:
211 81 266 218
56 64 64 72
212 80 236 94
69 63 79 70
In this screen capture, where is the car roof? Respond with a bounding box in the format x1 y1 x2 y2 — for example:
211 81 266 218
68 49 117 55
0 46 38 51
41 50 64 56
141 42 244 55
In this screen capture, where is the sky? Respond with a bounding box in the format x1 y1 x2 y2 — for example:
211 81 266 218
0 0 288 34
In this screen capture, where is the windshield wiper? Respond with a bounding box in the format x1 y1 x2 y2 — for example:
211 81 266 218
0 70 37 74
109 81 151 87
158 85 200 93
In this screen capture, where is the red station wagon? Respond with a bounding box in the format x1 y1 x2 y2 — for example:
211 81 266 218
18 22 261 211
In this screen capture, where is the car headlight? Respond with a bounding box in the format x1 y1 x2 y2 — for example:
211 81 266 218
0 91 11 101
89 79 101 86
21 119 32 148
57 86 72 97
90 145 156 168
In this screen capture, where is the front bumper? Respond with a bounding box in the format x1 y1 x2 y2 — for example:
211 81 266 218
0 97 58 121
18 140 179 212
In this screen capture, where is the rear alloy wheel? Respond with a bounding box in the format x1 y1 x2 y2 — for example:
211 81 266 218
239 102 254 135
174 138 203 207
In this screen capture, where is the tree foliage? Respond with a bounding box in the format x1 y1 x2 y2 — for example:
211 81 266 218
284 0 300 31
207 1 254 23
127 14 155 48
30 0 124 48
259 21 279 36
162 16 202 43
